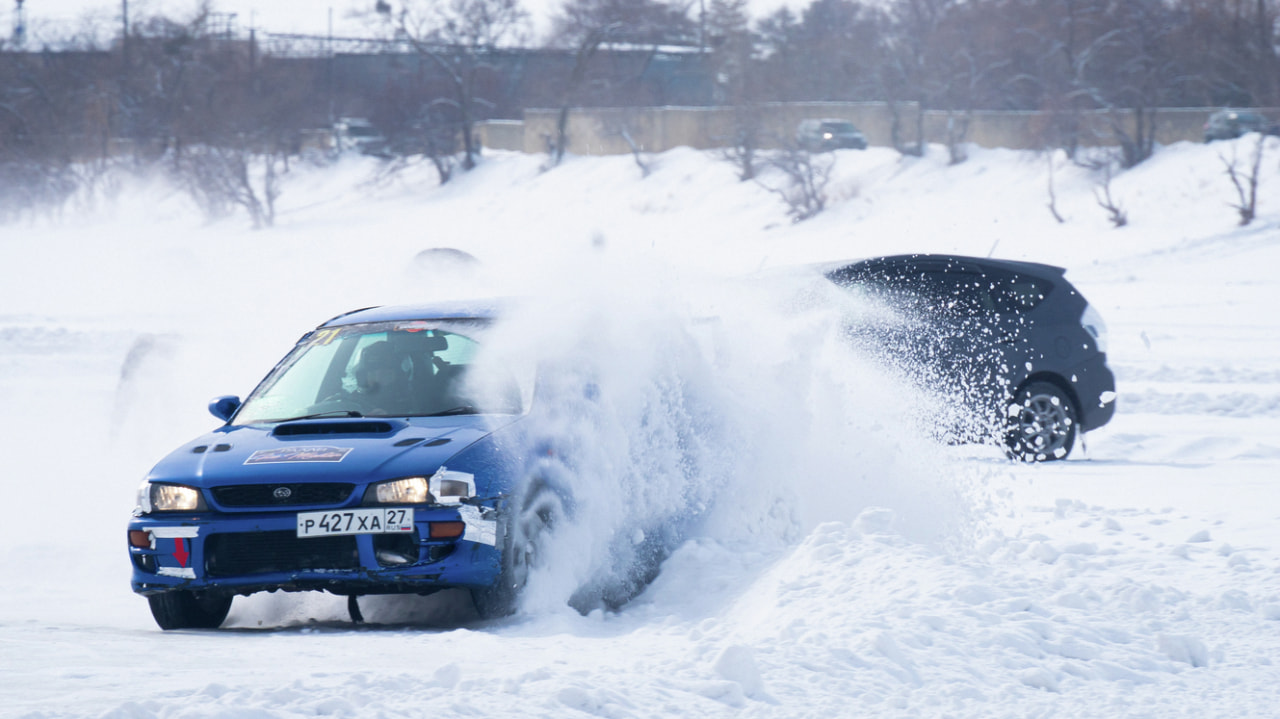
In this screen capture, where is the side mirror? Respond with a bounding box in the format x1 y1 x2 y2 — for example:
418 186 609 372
208 395 241 423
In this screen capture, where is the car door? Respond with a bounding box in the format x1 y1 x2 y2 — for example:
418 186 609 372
911 265 1009 412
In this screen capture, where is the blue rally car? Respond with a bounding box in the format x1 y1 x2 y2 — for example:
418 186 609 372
126 301 581 629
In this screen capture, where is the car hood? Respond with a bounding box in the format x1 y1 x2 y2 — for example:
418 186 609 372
145 415 521 488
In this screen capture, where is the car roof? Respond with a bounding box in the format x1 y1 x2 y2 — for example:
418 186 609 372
820 254 1067 281
319 298 509 328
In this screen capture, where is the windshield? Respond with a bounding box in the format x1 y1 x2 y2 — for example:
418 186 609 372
233 319 533 424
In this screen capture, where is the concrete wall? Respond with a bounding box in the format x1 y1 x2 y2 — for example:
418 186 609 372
510 102 905 154
479 104 1279 156
475 120 525 152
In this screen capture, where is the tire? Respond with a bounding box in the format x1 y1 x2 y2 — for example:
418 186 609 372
1006 381 1078 461
472 482 567 619
147 591 233 630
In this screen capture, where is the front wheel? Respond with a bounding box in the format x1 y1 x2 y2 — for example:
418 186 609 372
147 591 233 630
1006 382 1078 461
472 482 567 619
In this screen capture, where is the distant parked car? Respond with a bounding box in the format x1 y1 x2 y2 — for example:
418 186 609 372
823 254 1116 461
334 117 388 155
797 119 868 152
1204 109 1280 142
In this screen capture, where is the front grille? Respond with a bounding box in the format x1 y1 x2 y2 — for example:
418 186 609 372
205 531 359 577
210 483 354 508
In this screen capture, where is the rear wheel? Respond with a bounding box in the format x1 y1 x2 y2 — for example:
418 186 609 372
1006 382 1078 461
147 591 233 630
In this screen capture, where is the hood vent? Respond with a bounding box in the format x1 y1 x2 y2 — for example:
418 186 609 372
393 436 453 448
273 421 396 437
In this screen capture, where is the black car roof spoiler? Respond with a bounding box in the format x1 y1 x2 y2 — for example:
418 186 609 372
819 254 1067 280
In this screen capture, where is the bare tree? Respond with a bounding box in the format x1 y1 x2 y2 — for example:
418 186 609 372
1168 0 1280 108
879 0 958 158
388 0 530 171
1045 152 1066 224
1091 1 1180 168
119 8 324 227
599 109 655 176
1221 134 1267 226
368 83 462 184
548 0 697 48
175 142 286 228
548 21 617 167
996 0 1182 166
544 0 698 168
1092 159 1128 227
755 0 886 104
717 104 765 181
0 41 116 220
707 0 763 180
759 147 833 222
929 2 1009 164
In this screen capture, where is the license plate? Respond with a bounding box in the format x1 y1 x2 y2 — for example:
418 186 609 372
296 508 415 537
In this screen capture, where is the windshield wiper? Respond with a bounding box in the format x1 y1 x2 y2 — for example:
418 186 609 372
276 410 365 422
425 405 479 416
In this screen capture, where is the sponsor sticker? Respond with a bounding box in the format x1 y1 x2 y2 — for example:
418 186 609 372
244 446 353 465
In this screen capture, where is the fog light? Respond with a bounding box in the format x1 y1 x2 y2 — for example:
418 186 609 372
128 530 152 548
429 521 465 539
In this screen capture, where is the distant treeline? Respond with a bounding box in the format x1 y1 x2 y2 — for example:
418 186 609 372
2 0 1276 219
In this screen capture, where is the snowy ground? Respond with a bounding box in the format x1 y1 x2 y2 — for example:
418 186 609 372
2 137 1279 717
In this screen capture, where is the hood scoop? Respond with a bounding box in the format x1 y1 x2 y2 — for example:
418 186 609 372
272 420 397 437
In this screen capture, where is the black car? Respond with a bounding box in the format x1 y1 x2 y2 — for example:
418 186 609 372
824 254 1115 460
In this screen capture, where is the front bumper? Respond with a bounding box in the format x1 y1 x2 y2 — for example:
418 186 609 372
127 505 502 597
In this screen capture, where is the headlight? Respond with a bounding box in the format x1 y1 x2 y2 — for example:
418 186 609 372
368 477 431 504
137 481 206 513
364 469 476 505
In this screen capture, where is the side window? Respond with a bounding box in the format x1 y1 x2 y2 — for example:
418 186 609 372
436 333 478 367
920 271 996 315
989 272 1052 314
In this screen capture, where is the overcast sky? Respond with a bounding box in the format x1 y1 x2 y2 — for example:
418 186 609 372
15 0 806 44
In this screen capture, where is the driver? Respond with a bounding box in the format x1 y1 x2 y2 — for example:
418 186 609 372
353 341 413 415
